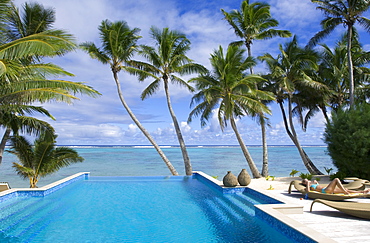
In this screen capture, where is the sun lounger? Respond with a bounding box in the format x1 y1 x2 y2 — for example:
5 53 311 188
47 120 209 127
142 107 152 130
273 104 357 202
0 182 10 192
310 199 370 219
288 180 369 201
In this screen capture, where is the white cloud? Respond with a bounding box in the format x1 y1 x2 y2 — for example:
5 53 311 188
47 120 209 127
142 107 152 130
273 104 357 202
269 0 320 29
126 124 138 136
180 122 191 133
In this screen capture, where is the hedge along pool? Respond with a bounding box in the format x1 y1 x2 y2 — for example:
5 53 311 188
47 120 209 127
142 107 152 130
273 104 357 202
0 172 315 243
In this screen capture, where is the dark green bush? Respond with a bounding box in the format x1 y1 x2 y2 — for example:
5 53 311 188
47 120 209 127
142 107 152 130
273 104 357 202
324 103 370 179
329 171 347 181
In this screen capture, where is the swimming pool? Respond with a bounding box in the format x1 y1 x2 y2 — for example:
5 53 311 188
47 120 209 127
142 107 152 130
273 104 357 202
0 173 310 243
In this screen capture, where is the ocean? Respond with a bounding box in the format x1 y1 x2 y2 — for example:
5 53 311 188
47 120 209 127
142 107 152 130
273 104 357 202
0 145 334 188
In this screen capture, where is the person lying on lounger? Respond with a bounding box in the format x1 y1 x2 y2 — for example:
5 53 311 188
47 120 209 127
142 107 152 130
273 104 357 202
302 178 370 195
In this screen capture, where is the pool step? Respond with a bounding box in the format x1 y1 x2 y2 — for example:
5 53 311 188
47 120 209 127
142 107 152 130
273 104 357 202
229 193 261 208
220 194 256 216
0 197 65 240
0 197 42 229
15 201 68 242
202 194 256 226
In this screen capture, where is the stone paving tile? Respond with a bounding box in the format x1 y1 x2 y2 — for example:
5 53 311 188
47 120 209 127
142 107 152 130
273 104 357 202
249 177 370 243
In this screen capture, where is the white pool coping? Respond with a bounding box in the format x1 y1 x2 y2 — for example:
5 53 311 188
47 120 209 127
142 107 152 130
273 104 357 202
0 172 90 197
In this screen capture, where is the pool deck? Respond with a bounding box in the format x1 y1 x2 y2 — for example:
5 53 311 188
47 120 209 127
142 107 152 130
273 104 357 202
247 175 370 243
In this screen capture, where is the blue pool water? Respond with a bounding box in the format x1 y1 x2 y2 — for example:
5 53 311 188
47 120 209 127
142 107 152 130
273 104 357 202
0 175 300 243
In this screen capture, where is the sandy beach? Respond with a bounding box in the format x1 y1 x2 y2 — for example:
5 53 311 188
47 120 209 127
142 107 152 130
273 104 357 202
248 176 370 243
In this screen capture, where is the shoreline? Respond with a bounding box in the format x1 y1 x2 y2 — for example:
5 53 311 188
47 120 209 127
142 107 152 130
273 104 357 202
20 144 328 148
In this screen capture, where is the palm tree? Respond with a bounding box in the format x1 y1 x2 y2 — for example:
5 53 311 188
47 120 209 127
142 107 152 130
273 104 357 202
308 0 370 107
188 45 274 178
80 20 178 176
8 132 84 188
0 0 11 35
127 27 206 176
259 36 325 175
221 0 292 74
0 104 55 165
318 35 370 112
6 2 55 40
221 0 291 176
0 1 100 165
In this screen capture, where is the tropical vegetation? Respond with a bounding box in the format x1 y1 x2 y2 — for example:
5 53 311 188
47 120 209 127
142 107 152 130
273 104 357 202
188 44 274 178
309 0 370 107
324 103 370 179
127 27 206 175
0 0 99 175
2 0 370 179
80 21 178 176
221 0 291 177
8 132 84 188
259 36 326 175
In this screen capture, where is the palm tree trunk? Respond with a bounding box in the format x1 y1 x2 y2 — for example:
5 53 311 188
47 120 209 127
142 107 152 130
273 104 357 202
30 177 38 188
113 72 179 176
261 119 268 177
163 79 192 175
347 25 354 107
246 44 254 75
247 42 268 177
230 116 262 178
0 128 11 166
279 99 323 175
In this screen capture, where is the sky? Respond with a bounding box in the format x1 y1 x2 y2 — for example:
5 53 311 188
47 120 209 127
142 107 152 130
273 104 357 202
8 0 370 146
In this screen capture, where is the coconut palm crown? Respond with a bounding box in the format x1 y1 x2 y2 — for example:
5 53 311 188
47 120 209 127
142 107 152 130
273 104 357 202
222 0 292 65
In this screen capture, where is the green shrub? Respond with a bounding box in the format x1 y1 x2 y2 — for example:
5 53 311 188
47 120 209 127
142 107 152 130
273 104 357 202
289 169 300 177
299 173 312 180
324 167 333 175
329 171 347 181
324 103 370 179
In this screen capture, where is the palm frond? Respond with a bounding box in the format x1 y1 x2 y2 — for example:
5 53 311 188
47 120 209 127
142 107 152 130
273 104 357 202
0 30 76 59
141 78 161 100
0 79 100 103
7 135 34 168
170 75 194 92
79 42 110 64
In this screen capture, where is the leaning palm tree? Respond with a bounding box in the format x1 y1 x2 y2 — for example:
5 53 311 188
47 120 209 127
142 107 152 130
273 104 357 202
308 0 370 107
259 36 325 175
188 45 274 178
80 20 178 176
8 132 84 188
221 0 291 176
127 27 206 176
